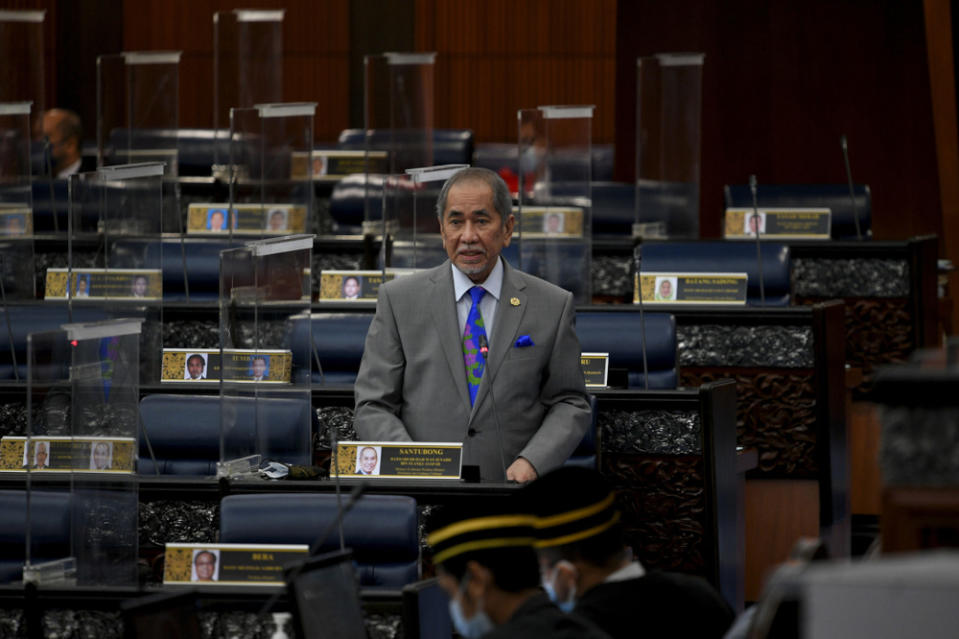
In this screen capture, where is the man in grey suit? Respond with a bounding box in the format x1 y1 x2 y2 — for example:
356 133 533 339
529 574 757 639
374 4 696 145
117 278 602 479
354 167 591 482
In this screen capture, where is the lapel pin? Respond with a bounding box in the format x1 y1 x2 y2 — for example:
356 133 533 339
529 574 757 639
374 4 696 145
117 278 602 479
510 297 521 306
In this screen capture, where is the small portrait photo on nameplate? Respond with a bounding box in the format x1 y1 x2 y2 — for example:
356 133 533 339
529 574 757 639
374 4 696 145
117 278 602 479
635 272 748 306
0 207 33 237
161 349 219 383
332 441 463 480
0 436 136 473
163 543 309 586
724 207 831 240
515 206 584 238
319 270 397 302
580 352 609 388
44 268 162 301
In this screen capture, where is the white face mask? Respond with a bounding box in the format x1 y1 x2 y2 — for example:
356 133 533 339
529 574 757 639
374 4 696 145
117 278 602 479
541 560 577 613
449 573 495 638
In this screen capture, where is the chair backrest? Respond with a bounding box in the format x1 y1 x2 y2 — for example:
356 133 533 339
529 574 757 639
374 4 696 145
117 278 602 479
219 493 420 588
337 128 475 166
288 313 374 384
575 311 678 389
0 306 112 380
642 241 792 306
138 394 313 475
141 239 243 302
724 183 872 240
328 173 385 234
107 128 232 176
0 490 72 583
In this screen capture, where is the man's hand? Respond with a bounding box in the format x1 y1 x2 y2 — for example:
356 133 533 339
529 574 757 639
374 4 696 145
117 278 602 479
506 457 538 483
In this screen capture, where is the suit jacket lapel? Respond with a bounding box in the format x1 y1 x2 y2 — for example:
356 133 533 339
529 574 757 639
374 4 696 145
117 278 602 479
470 261 527 421
430 262 472 413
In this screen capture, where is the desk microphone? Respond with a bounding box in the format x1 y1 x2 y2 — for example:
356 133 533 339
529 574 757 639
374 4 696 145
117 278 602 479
477 333 509 480
840 135 863 241
633 244 649 390
0 256 18 381
749 174 766 306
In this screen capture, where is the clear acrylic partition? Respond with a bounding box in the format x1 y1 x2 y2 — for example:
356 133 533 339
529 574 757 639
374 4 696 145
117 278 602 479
97 52 181 174
0 11 45 131
517 108 547 200
227 103 316 239
24 319 142 586
635 53 704 238
218 236 313 478
63 163 164 383
388 164 467 269
363 53 436 233
517 105 593 304
213 9 284 166
0 102 36 300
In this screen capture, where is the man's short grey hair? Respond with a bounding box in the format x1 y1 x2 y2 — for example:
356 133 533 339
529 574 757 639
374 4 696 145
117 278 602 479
435 167 513 227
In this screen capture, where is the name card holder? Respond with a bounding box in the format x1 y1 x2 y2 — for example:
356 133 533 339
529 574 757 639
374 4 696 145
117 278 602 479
333 441 463 479
724 207 831 240
161 348 293 384
44 268 162 301
0 436 136 473
186 203 309 235
634 272 748 306
581 352 609 388
319 270 414 302
163 543 309 586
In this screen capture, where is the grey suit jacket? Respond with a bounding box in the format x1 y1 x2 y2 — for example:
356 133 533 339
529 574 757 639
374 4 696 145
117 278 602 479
353 259 591 481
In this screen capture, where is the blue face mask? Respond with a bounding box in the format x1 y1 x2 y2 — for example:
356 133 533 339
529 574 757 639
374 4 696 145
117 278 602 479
449 575 495 638
542 562 577 613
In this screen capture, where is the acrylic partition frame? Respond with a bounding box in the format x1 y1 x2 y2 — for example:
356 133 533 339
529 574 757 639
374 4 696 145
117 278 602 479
387 164 468 270
96 52 181 175
0 102 36 300
516 105 594 304
24 319 143 586
635 53 704 239
226 103 317 240
213 9 284 165
0 10 45 130
62 163 165 384
217 236 313 478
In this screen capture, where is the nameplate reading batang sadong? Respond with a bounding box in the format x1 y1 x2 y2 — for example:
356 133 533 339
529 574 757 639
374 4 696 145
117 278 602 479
580 352 609 388
333 441 462 479
724 207 831 240
634 272 748 306
163 543 309 586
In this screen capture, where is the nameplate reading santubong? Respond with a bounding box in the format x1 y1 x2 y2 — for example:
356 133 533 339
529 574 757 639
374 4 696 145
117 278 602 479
634 272 748 306
333 441 463 479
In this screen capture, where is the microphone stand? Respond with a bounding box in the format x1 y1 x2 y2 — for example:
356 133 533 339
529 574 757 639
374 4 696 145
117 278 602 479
749 175 766 306
840 135 863 241
0 256 18 381
633 245 649 390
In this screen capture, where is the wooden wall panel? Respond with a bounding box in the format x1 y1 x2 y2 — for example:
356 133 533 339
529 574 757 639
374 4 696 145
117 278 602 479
415 0 617 143
123 0 351 141
616 0 943 241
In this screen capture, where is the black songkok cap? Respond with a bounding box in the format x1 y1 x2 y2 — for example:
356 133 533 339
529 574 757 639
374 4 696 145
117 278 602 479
520 466 621 548
426 503 536 566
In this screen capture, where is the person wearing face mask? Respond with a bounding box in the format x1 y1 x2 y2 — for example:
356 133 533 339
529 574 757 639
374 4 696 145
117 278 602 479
427 503 612 639
521 467 734 639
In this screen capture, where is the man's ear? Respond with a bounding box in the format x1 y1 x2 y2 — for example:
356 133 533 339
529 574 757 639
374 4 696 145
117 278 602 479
464 560 493 598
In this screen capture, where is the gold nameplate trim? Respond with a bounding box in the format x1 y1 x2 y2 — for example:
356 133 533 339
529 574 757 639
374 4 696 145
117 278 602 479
186 203 308 235
161 348 292 383
0 436 136 473
44 268 162 301
319 269 414 302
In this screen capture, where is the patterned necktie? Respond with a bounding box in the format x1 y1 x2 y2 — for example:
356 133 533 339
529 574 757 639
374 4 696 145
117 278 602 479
462 286 488 405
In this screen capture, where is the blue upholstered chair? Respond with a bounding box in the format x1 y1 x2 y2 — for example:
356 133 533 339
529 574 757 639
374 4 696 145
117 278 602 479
337 129 474 167
575 311 677 389
723 183 872 240
328 173 385 234
106 128 232 176
641 241 792 306
219 493 420 589
138 394 314 475
288 313 374 385
0 307 112 380
0 490 72 584
142 239 243 302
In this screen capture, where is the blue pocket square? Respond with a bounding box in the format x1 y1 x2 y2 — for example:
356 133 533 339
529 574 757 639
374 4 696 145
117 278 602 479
515 335 535 348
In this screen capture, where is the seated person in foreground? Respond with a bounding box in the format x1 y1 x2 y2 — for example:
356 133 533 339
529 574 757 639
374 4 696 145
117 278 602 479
353 167 591 482
427 502 612 639
520 467 735 639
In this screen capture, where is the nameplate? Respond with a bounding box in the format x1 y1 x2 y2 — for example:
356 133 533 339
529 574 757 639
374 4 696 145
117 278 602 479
0 207 32 236
333 441 463 479
634 272 748 305
0 436 135 473
161 348 292 383
581 352 609 388
290 150 388 181
186 203 308 235
163 543 309 586
514 206 585 238
319 270 408 302
44 268 162 301
724 207 831 240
